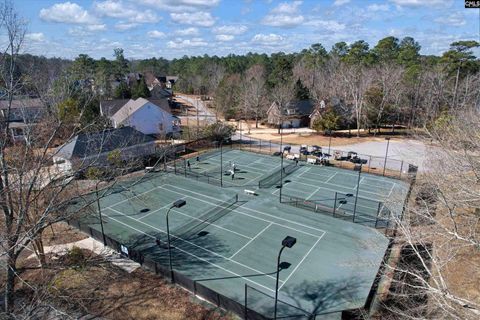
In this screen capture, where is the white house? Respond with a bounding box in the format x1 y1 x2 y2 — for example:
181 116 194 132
53 127 157 174
101 98 181 137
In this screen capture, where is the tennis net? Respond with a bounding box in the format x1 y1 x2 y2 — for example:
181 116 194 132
258 161 299 188
172 194 239 241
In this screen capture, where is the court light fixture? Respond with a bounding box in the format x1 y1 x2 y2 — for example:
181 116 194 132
173 199 186 208
274 236 297 319
166 199 187 282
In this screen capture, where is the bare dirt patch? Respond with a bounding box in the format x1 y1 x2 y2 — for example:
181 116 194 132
11 226 234 320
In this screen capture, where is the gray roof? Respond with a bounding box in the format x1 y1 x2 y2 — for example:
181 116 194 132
56 127 155 160
284 100 315 116
100 99 130 117
110 98 172 125
0 98 46 122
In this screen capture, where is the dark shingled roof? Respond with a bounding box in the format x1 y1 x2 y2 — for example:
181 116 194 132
56 127 155 160
283 100 315 116
100 99 130 117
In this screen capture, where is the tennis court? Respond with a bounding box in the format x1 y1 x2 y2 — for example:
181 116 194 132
73 170 391 318
171 149 409 227
275 162 409 227
170 149 283 187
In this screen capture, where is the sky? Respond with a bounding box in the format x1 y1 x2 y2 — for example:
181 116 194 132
14 0 480 60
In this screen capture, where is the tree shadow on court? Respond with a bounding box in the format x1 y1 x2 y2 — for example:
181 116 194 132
277 277 370 317
122 228 238 279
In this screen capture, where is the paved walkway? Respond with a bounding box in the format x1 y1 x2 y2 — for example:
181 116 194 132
27 237 140 273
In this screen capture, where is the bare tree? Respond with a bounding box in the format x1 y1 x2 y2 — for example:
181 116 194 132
240 64 267 128
270 82 295 133
339 64 372 137
378 109 480 319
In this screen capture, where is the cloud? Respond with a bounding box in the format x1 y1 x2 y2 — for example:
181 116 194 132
25 33 45 42
262 1 304 27
115 22 139 31
435 13 466 27
39 2 99 24
333 0 350 6
305 20 346 32
170 11 215 27
68 24 107 36
175 27 199 36
147 30 166 38
216 34 234 42
252 33 284 45
94 0 159 23
136 0 220 12
167 38 208 49
213 25 248 35
368 4 389 11
389 0 447 7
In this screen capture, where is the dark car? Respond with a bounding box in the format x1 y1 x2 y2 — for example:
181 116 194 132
283 146 291 152
312 145 321 151
311 150 323 157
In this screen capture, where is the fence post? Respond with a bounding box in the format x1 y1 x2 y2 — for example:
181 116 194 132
259 139 262 151
174 158 177 174
368 156 372 173
244 284 248 320
269 140 272 153
333 192 337 216
375 202 382 228
399 160 404 179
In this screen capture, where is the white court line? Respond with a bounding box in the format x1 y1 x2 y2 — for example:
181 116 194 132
286 180 381 206
106 185 160 210
171 201 252 240
293 176 386 199
325 172 338 183
354 176 365 190
100 210 277 293
166 184 326 236
229 223 272 259
278 232 326 290
138 202 172 220
106 206 281 283
161 186 322 238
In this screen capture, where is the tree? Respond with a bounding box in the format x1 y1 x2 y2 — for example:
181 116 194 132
239 64 267 128
397 37 421 66
270 81 295 133
380 110 480 320
311 109 339 134
203 122 235 142
373 36 400 63
441 41 480 109
131 78 151 99
114 81 131 99
0 4 138 315
113 48 129 79
294 79 310 100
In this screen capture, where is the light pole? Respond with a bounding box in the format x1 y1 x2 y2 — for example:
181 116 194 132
166 199 187 282
279 123 284 202
274 236 297 320
220 140 223 187
383 137 391 176
327 129 332 155
353 164 362 222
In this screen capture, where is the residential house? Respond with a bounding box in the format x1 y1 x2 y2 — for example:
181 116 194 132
100 97 181 137
53 127 157 173
166 76 178 89
0 98 46 143
309 97 352 129
267 100 316 128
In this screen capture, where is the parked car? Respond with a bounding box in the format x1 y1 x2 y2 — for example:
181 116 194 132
283 146 291 152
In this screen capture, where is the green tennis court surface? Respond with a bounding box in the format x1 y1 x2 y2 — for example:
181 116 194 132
71 149 410 318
